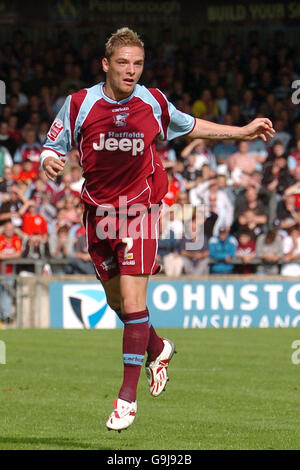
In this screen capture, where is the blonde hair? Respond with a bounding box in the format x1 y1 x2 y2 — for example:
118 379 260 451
105 27 144 59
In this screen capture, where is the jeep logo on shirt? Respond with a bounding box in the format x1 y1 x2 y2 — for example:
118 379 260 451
93 133 144 156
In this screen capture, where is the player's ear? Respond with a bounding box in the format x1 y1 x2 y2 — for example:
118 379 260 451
102 57 109 73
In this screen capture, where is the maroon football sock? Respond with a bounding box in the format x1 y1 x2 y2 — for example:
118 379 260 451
114 307 164 370
118 309 150 403
146 309 164 362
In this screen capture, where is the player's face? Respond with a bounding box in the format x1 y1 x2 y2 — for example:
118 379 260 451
102 46 144 101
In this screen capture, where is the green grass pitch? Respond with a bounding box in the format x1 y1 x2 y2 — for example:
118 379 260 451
0 328 300 450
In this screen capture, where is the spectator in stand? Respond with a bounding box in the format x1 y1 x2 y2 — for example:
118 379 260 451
213 134 238 165
273 74 291 101
65 148 80 167
11 162 22 182
230 103 247 127
227 141 260 188
276 194 300 231
21 199 48 239
287 138 300 175
0 148 13 178
37 121 50 146
36 169 59 203
203 194 218 238
0 221 22 323
256 226 283 275
13 128 42 173
268 140 287 162
54 172 81 204
268 119 291 151
20 233 51 275
262 152 295 223
155 139 177 166
7 95 20 117
39 191 57 226
259 93 276 121
0 121 17 156
181 138 217 176
163 165 182 206
48 207 72 235
215 85 228 116
18 158 39 184
216 171 236 206
157 221 183 277
58 194 81 226
208 226 237 274
49 225 74 274
8 79 29 109
27 177 47 206
240 89 257 122
236 208 265 239
226 72 245 104
247 137 268 163
234 228 256 274
190 178 234 234
289 122 300 151
173 160 186 193
0 166 16 194
181 153 202 191
180 216 210 275
213 114 237 165
191 89 218 119
172 191 193 223
235 186 268 226
161 205 184 240
281 225 300 276
284 166 300 208
0 184 27 230
69 165 84 193
69 232 94 274
201 98 219 123
7 114 23 146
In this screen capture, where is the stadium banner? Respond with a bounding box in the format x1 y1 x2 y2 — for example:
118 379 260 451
2 1 300 27
49 279 300 329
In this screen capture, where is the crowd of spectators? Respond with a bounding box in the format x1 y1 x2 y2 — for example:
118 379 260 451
0 29 300 320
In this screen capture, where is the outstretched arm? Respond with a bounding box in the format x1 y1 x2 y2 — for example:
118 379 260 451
188 117 275 142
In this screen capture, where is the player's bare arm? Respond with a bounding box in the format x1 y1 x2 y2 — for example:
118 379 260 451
188 117 275 142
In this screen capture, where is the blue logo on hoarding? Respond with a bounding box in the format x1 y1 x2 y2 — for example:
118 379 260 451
69 289 108 328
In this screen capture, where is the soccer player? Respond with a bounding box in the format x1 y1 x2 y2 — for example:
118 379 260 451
40 27 275 432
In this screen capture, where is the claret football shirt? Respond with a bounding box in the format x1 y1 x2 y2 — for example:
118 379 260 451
41 83 195 209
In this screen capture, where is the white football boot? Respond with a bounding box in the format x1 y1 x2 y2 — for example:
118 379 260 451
145 338 176 397
106 398 137 432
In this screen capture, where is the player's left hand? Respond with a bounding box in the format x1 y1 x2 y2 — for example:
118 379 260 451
242 118 275 142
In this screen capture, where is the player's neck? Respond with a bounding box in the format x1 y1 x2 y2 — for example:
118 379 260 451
103 83 131 103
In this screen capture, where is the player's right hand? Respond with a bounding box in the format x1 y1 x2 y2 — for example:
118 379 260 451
43 156 66 181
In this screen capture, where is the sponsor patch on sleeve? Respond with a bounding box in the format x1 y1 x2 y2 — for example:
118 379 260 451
48 118 64 141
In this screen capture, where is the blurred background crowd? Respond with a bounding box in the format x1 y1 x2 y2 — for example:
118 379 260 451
0 28 300 294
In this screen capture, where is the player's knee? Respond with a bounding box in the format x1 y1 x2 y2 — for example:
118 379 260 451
121 296 146 314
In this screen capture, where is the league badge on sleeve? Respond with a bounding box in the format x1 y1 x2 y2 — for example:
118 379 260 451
48 118 64 141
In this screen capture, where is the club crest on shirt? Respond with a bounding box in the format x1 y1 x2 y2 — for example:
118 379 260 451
114 112 129 127
48 118 64 141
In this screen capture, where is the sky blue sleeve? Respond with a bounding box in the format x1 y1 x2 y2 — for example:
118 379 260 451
43 95 72 156
167 101 196 141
